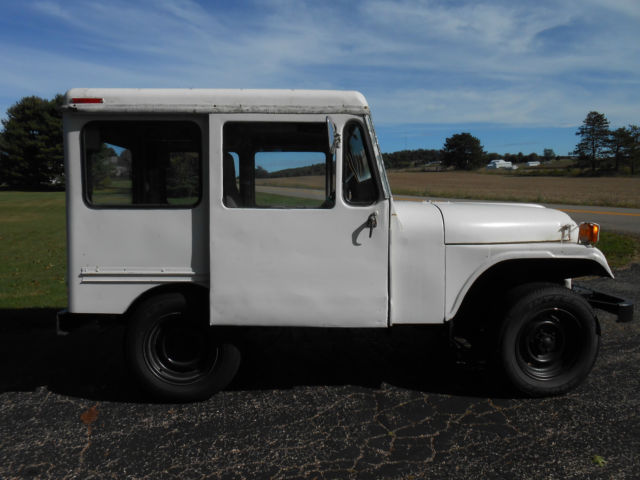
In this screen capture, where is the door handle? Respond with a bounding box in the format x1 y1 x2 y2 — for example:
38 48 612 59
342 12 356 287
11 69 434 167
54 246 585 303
366 212 377 238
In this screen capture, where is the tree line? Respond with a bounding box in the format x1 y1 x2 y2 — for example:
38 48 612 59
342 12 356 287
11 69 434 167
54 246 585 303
1 94 638 189
574 111 639 174
383 112 639 173
255 162 329 179
382 141 555 170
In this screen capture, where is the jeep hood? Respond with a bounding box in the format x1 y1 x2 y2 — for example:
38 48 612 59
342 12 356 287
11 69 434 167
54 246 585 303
434 202 577 244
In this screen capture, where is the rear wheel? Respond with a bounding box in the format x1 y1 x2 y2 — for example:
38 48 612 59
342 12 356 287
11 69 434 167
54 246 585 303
499 285 599 397
125 292 240 401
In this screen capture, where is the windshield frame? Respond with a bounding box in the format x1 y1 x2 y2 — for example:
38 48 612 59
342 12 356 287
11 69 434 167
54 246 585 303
364 114 391 199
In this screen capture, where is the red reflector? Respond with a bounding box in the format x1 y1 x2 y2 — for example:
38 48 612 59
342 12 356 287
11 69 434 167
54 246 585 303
71 98 103 104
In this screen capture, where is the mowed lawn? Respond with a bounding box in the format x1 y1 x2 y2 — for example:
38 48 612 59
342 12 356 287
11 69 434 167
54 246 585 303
0 191 66 309
259 171 640 208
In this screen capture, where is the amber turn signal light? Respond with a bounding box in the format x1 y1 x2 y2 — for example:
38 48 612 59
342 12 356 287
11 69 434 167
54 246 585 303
578 222 600 245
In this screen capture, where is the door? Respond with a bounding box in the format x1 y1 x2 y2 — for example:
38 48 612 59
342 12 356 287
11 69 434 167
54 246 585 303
209 114 390 327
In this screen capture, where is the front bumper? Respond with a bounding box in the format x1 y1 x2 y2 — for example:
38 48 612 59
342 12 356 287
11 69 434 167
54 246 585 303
573 286 634 323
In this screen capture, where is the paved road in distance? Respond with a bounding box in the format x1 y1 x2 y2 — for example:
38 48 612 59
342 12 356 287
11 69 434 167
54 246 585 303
256 186 640 234
413 196 640 235
542 204 640 235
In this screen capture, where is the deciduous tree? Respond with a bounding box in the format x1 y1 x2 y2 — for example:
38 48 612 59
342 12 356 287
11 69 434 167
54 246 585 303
543 148 556 162
255 165 269 178
441 132 485 170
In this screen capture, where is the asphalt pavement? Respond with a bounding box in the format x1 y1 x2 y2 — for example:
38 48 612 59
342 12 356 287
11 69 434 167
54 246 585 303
542 204 640 235
1 265 638 479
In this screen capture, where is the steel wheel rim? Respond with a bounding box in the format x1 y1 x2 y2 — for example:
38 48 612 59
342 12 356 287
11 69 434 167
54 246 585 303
515 308 583 381
143 311 219 385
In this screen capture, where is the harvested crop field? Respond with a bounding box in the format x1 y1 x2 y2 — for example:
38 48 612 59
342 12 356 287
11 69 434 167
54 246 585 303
388 171 640 207
259 172 640 208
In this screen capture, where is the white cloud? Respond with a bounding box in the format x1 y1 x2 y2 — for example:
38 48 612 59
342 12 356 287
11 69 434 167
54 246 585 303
585 0 640 19
1 0 638 129
369 82 639 128
32 0 73 21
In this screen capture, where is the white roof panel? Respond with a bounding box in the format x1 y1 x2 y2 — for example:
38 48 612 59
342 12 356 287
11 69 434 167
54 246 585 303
63 88 369 115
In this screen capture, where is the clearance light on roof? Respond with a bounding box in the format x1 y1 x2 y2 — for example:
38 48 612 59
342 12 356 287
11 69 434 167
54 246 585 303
578 222 600 245
71 98 103 104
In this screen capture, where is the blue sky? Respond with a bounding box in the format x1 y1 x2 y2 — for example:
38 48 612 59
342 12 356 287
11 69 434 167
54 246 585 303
1 0 639 155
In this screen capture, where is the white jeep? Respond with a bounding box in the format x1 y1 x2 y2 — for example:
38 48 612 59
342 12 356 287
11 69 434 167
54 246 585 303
59 89 632 401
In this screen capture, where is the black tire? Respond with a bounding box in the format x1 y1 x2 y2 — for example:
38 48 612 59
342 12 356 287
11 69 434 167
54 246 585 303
498 285 599 397
125 292 241 401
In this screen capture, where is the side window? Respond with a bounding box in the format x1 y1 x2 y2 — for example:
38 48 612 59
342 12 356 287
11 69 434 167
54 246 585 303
83 121 201 207
342 121 379 205
223 122 335 209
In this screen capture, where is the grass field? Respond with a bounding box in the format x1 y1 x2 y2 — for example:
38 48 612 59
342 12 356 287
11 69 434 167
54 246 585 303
0 190 637 309
259 171 640 208
389 171 640 208
257 176 325 190
0 191 66 309
599 231 640 269
255 191 322 208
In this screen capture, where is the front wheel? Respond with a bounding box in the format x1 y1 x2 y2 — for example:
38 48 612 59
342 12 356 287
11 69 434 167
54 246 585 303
499 285 599 397
125 292 241 401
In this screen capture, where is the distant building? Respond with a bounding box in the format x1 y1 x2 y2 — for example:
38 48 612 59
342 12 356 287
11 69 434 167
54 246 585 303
486 159 515 169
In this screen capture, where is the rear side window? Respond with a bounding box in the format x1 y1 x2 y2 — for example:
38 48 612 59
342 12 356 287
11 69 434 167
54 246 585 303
82 121 202 207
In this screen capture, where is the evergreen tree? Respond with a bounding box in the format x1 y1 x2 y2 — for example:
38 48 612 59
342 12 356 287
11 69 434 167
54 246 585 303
574 111 610 173
0 94 64 188
608 127 628 172
624 125 640 175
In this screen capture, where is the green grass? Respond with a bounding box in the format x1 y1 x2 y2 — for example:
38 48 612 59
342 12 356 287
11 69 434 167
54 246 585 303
0 191 638 309
91 179 199 205
598 231 640 269
91 178 133 204
255 192 323 208
0 191 67 309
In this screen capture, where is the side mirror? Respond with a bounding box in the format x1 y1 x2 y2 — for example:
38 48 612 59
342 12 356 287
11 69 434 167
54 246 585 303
326 117 340 154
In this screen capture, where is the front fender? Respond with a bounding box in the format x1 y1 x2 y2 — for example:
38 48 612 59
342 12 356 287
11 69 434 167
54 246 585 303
390 200 445 324
445 243 613 321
